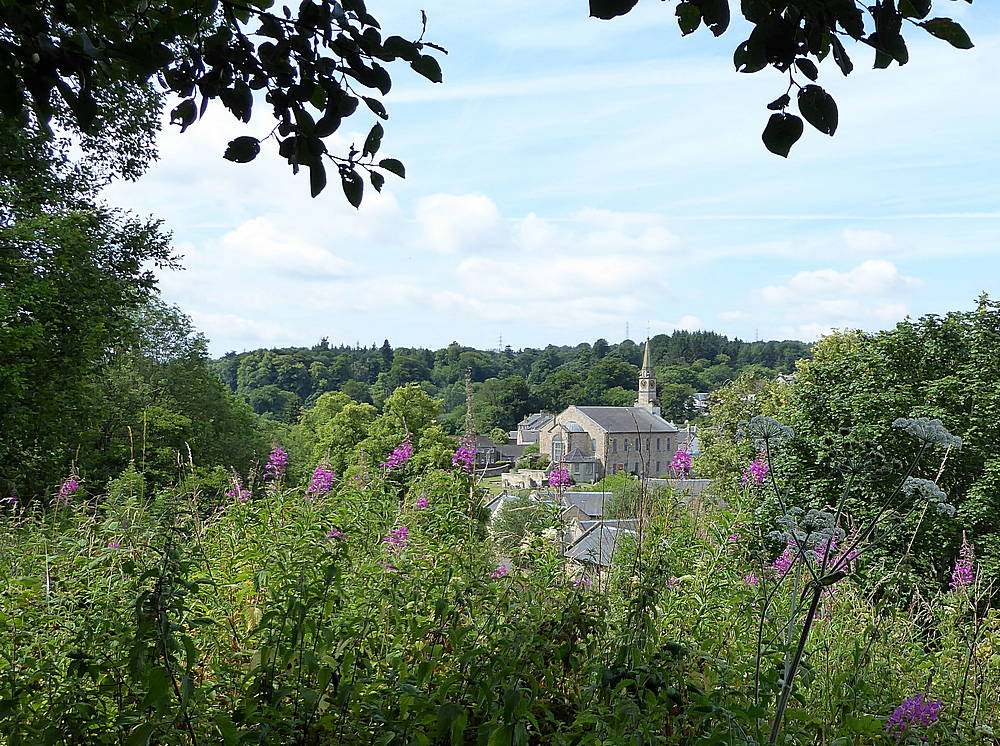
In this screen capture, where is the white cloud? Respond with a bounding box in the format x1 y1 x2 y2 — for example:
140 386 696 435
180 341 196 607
415 193 505 253
718 310 749 322
760 260 921 306
220 218 355 279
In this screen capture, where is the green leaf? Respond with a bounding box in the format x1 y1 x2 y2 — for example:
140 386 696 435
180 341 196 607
589 0 639 20
381 35 420 62
410 54 442 83
797 84 838 136
341 169 363 207
370 170 385 192
818 570 847 586
378 158 405 178
363 123 384 157
223 136 261 163
830 35 854 75
734 41 767 73
766 93 790 111
899 0 932 19
309 161 327 198
697 0 730 36
363 96 388 119
170 99 197 133
676 3 701 36
794 58 819 81
920 18 974 49
761 112 803 157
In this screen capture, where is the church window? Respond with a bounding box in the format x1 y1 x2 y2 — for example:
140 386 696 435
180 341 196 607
573 463 580 474
635 438 640 451
624 439 629 452
552 434 563 462
656 438 661 451
645 439 650 451
667 438 672 450
591 438 596 453
612 439 617 453
656 461 661 473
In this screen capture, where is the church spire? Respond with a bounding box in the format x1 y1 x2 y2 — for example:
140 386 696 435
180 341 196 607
636 339 660 415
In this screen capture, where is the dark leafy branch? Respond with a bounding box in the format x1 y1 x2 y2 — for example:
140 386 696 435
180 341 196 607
0 0 445 202
590 0 974 156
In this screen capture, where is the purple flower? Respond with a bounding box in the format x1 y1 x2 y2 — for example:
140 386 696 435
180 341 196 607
885 695 942 740
452 443 475 473
490 565 509 578
382 437 413 471
327 528 345 541
226 477 252 503
54 477 80 505
743 573 759 586
771 540 796 576
671 448 692 476
548 467 571 487
950 536 974 590
666 577 681 590
572 576 591 589
383 525 410 549
306 465 336 498
741 455 769 486
264 444 288 482
106 541 121 549
415 496 429 509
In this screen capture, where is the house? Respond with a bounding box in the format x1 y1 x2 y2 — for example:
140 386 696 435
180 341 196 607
516 411 554 445
537 341 681 480
563 522 637 569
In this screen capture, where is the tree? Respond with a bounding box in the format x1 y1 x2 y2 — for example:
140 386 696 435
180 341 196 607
592 0 974 157
2 0 446 200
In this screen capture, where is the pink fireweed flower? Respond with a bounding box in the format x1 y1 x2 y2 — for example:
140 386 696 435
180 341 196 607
326 528 345 541
885 695 942 741
452 443 475 473
743 573 760 586
490 565 509 578
264 444 288 481
415 496 429 509
572 577 592 589
55 476 80 505
382 437 413 471
950 536 975 590
106 541 121 549
666 577 681 590
383 525 409 550
741 455 769 486
226 477 252 503
771 541 796 576
306 465 336 498
548 467 571 487
671 447 692 476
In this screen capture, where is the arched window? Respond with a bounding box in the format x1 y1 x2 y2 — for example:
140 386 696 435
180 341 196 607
552 434 563 462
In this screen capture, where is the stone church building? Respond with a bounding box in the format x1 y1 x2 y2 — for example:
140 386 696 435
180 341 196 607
537 341 681 481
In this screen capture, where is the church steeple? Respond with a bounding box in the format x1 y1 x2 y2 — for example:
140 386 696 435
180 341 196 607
636 339 660 415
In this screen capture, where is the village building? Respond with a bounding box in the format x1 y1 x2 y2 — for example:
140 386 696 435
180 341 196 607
537 341 681 481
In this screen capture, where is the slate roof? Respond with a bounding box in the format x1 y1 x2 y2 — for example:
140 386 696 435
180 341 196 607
559 448 598 463
560 491 610 518
579 518 641 533
519 412 553 429
557 421 586 433
564 523 637 567
574 406 679 434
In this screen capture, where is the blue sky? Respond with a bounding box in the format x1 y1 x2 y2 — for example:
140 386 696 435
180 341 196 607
107 2 1000 355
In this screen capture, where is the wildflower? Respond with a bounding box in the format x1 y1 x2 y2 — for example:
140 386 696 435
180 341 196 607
55 476 80 505
106 541 121 549
902 477 947 503
949 536 974 590
742 456 769 486
892 417 962 450
666 577 681 590
382 437 413 471
743 573 759 586
226 477 252 503
572 576 592 589
727 532 741 548
452 439 475 473
327 528 345 541
885 694 942 740
383 525 409 549
739 416 794 446
490 565 509 578
670 447 692 476
548 466 570 487
306 465 336 498
771 541 796 576
415 496 429 509
264 444 288 481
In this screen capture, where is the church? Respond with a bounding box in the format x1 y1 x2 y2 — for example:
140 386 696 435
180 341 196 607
536 341 681 482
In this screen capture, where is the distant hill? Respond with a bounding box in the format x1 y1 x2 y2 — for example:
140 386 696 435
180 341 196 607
213 331 812 431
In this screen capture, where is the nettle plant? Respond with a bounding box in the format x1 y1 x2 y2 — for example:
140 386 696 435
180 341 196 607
739 415 961 744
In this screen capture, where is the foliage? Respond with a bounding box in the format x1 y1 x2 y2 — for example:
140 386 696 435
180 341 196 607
592 0 975 157
1 0 446 200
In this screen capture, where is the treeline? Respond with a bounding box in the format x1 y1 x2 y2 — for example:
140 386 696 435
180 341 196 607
214 332 811 432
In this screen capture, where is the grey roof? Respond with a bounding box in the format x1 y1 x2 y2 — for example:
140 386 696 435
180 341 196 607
574 407 678 434
519 412 553 429
484 492 519 514
519 431 539 444
500 444 525 460
559 448 597 463
564 524 637 567
559 421 586 433
579 518 641 533
560 491 610 518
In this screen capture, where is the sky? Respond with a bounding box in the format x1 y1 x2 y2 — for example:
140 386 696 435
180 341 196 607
105 2 1000 356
